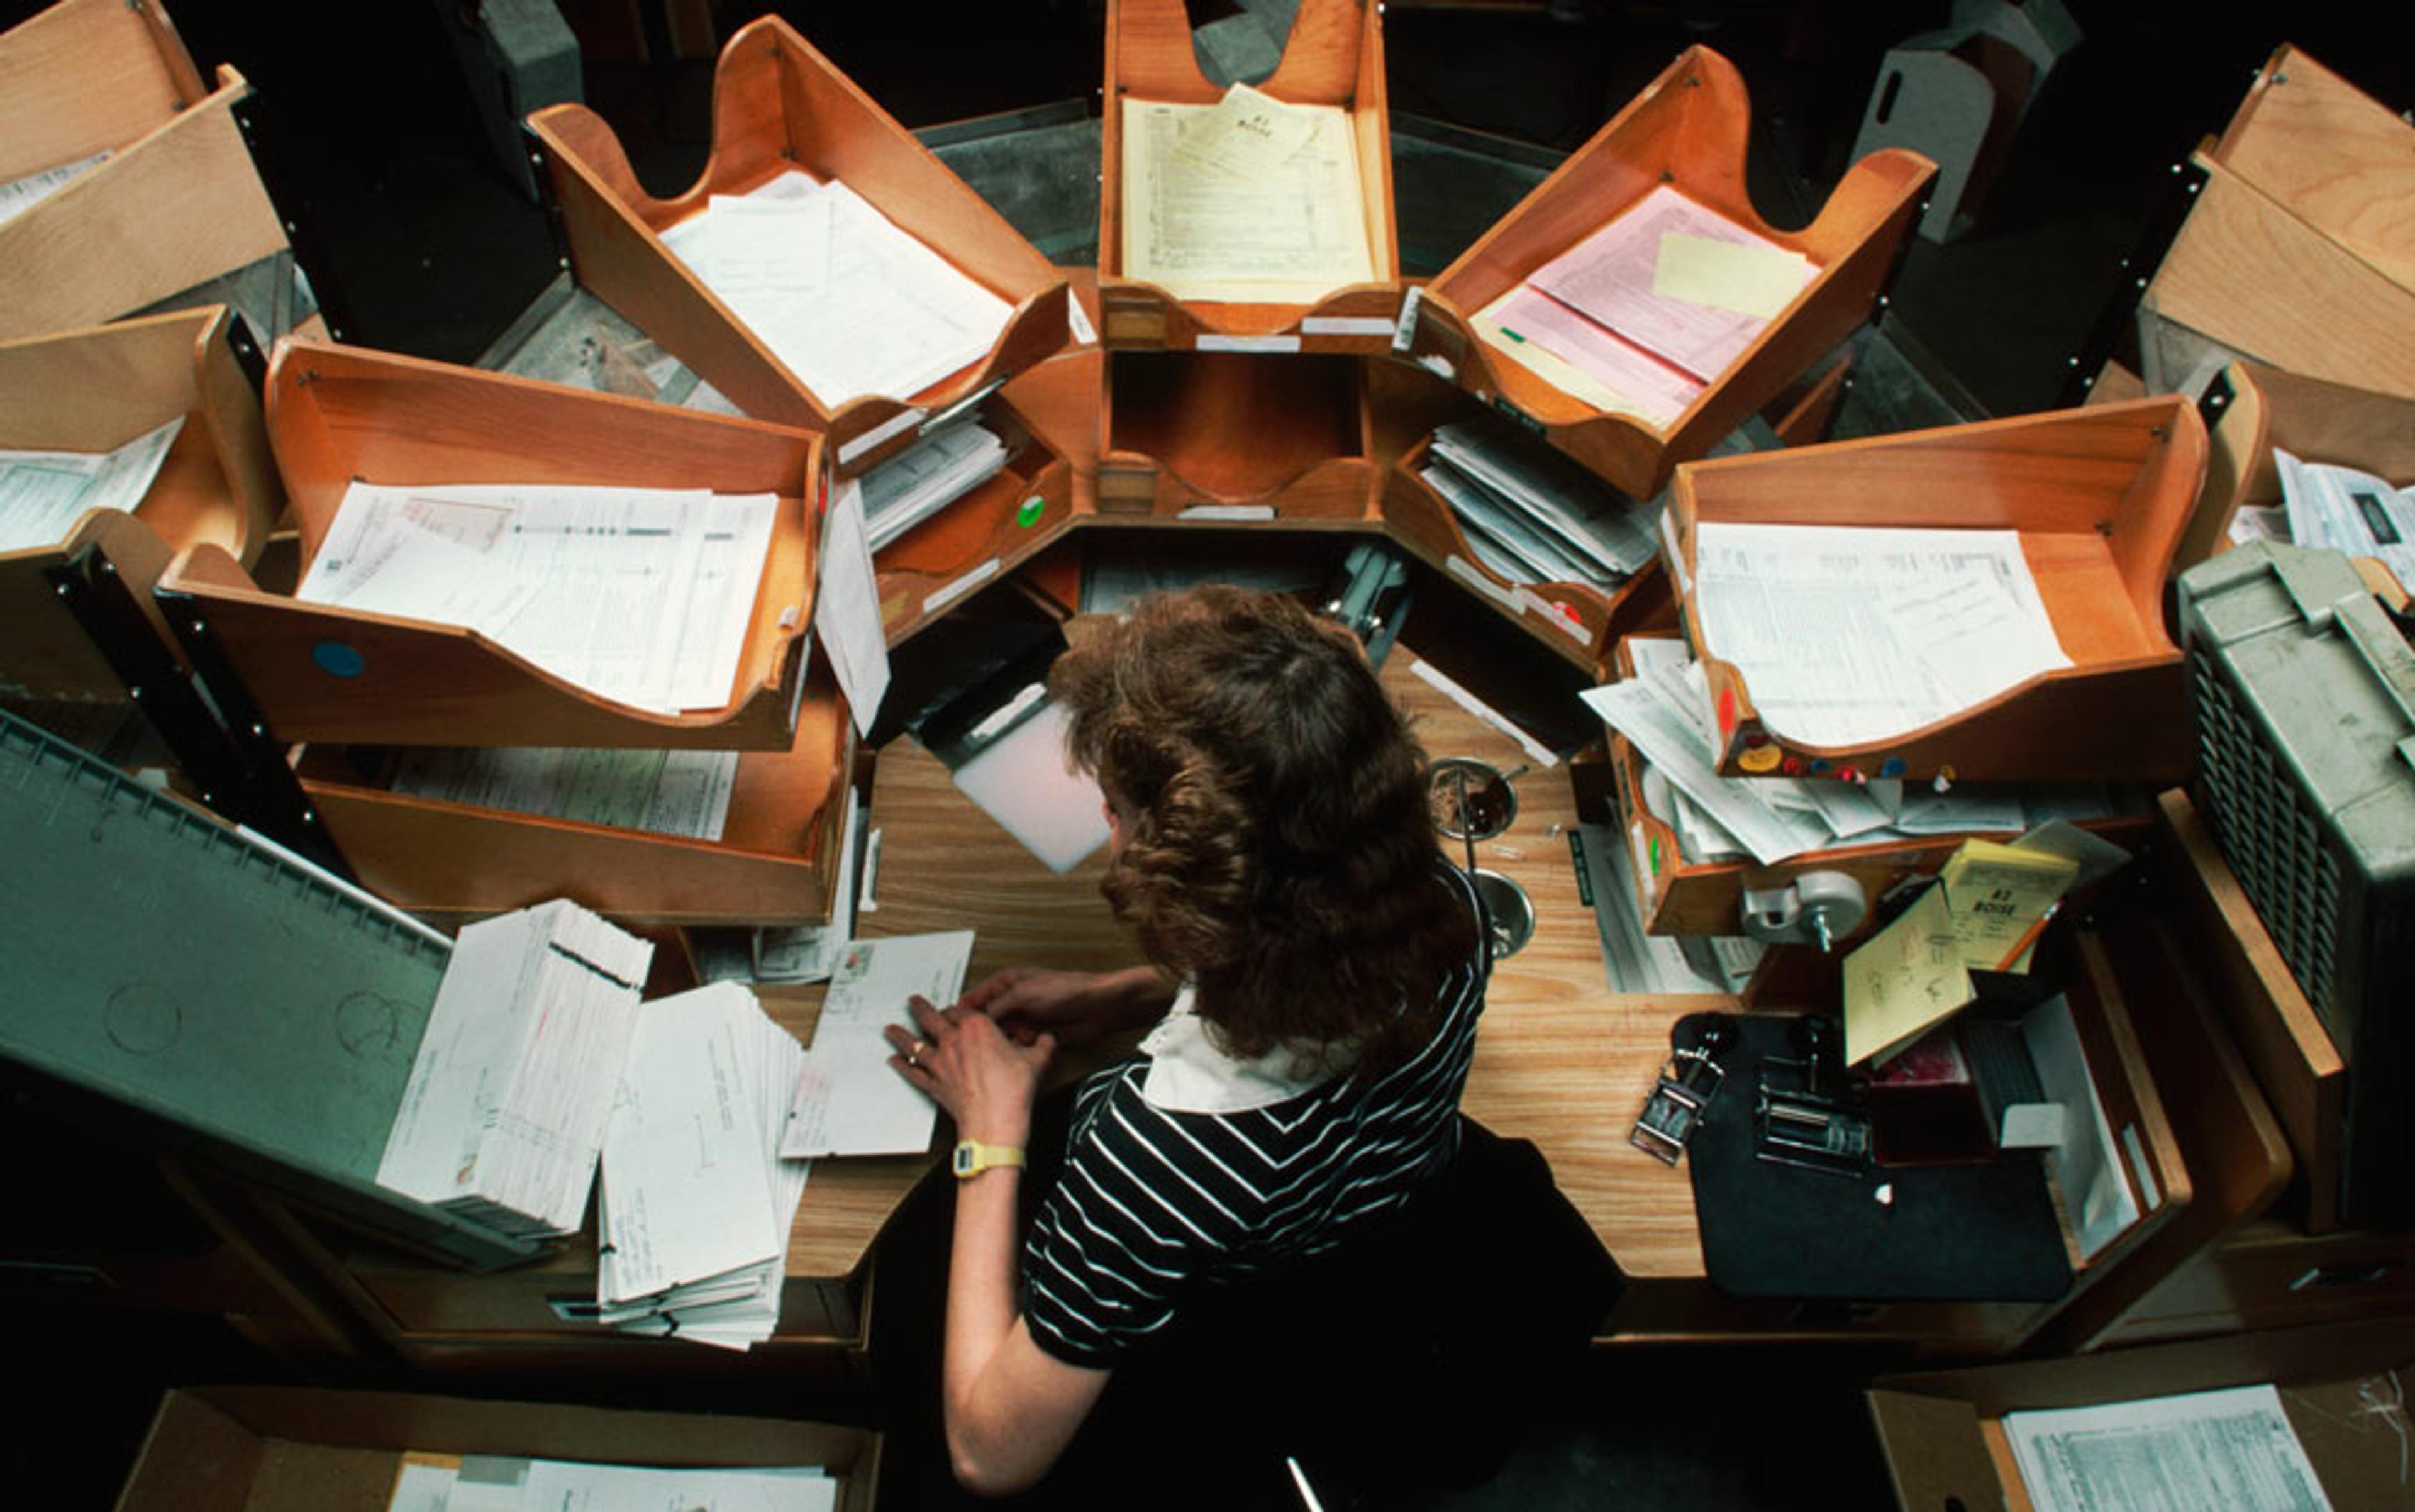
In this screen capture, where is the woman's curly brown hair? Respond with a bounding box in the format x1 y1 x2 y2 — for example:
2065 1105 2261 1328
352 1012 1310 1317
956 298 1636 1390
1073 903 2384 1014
1050 586 1479 1076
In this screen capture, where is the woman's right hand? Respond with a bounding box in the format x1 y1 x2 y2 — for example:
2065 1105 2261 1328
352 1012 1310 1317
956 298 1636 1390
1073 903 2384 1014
957 965 1174 1047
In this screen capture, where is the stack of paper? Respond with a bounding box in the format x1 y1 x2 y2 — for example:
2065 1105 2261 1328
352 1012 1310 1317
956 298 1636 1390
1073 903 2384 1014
392 1454 836 1512
1426 420 1659 585
1121 83 1377 304
782 931 974 1158
377 902 653 1238
595 983 810 1350
1474 185 1818 426
389 747 740 842
2004 1384 2340 1512
0 149 109 228
2275 447 2415 590
1690 521 2074 748
296 480 779 715
0 416 183 553
660 170 1013 406
862 421 1009 553
1580 638 2141 868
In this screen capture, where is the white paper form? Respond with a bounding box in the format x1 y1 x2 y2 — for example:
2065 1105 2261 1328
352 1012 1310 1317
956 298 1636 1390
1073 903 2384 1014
597 985 784 1305
1121 95 1375 304
297 481 777 714
2005 1385 2338 1512
862 421 1008 553
1429 422 1660 579
814 479 891 737
662 172 1011 407
390 747 740 841
1580 675 1831 865
1528 185 1814 382
456 1457 835 1512
0 149 109 227
1475 282 1702 427
780 931 974 1158
0 416 185 553
1690 522 2072 748
2275 447 2415 590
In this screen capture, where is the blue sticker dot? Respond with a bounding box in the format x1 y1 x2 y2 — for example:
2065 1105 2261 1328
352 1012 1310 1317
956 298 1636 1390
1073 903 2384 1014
1879 757 1907 779
313 641 366 678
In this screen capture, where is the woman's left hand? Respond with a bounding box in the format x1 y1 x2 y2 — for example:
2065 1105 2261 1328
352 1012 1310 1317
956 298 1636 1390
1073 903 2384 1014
886 994 1056 1148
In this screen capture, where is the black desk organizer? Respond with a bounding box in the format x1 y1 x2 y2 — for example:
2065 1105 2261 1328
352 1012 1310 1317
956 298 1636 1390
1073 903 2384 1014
1679 1012 2072 1301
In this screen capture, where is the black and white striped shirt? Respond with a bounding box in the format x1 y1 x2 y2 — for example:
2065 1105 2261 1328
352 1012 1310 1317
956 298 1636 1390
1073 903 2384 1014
1022 865 1489 1367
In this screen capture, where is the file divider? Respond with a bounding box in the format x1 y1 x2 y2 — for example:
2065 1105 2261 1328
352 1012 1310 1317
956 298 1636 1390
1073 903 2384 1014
1097 0 1402 352
1667 397 2207 785
523 14 1072 467
160 338 829 750
0 0 287 340
1411 45 1933 499
0 306 280 701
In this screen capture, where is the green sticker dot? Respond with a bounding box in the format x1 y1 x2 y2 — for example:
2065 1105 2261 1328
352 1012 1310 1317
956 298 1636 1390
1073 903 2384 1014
1648 835 1663 875
1016 495 1045 528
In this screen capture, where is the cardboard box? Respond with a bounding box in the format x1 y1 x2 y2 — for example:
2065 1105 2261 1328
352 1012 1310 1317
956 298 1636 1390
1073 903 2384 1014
117 1386 878 1512
1869 1318 2413 1512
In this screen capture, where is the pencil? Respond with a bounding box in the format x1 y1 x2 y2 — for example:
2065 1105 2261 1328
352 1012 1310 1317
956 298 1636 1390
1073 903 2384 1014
1995 899 2062 972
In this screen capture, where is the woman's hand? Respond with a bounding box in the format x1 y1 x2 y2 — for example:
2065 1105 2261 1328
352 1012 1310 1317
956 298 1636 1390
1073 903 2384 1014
886 994 1055 1147
958 964 1177 1047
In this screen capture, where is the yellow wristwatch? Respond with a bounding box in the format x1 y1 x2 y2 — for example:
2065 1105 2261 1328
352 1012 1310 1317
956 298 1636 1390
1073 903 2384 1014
952 1140 1026 1180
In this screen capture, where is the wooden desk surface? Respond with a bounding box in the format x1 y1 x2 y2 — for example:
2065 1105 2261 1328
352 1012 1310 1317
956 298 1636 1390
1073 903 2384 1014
811 645 1728 1290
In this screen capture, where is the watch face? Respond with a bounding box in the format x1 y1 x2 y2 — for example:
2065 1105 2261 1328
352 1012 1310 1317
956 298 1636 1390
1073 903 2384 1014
953 1145 974 1174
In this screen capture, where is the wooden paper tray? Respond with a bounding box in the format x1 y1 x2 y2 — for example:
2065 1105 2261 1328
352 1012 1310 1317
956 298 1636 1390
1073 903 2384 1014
1410 45 1932 499
292 691 853 926
1378 434 1670 667
1668 397 2207 784
0 306 280 699
1097 0 1400 351
524 14 1070 466
874 362 1082 645
158 338 827 749
1604 635 2152 938
0 0 284 341
1096 349 1378 520
2143 45 2415 401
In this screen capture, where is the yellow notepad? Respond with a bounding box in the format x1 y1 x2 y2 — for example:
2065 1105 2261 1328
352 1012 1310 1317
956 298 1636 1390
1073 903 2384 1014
1843 882 1974 1068
1938 839 2079 972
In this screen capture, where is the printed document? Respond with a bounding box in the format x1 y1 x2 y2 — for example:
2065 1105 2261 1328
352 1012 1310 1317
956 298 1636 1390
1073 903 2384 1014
1121 91 1375 303
2005 1385 2337 1512
1690 522 2071 748
0 415 184 552
389 746 740 841
661 171 1012 406
2274 447 2415 591
1527 185 1815 381
0 149 109 227
781 931 974 1157
445 1455 835 1512
814 478 891 737
297 480 778 714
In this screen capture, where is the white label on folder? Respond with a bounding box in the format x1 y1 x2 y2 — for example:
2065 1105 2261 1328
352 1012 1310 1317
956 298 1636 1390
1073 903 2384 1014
1068 294 1097 347
923 556 1000 615
1514 586 1590 642
1392 286 1424 352
1196 334 1301 353
838 407 926 467
1301 316 1394 337
1179 504 1277 521
1658 506 1690 597
1446 553 1523 611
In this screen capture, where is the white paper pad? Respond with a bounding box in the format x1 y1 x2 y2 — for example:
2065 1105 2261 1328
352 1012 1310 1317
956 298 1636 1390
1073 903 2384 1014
948 696 1111 874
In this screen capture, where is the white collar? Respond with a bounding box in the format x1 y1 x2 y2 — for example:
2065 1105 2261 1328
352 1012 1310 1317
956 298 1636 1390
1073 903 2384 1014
1139 985 1333 1114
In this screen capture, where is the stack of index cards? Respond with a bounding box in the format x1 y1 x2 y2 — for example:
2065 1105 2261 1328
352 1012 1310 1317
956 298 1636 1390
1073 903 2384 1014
377 901 653 1240
596 982 811 1350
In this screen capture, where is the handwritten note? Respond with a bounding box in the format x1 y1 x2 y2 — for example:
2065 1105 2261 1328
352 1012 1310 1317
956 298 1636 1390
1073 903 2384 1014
1843 882 1974 1067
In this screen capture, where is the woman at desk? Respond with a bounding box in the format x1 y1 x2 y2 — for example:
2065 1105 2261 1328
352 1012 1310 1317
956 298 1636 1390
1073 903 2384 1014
885 585 1489 1498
